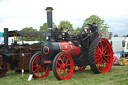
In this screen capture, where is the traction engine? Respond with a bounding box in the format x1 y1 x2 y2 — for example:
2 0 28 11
29 7 113 80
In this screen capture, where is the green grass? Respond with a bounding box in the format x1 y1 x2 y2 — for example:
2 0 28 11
0 66 128 85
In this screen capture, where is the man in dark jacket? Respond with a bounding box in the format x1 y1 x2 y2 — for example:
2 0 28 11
88 22 98 33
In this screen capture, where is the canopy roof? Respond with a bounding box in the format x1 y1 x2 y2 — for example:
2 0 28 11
0 32 3 36
7 31 46 37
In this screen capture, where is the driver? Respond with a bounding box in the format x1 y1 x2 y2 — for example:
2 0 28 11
88 22 98 33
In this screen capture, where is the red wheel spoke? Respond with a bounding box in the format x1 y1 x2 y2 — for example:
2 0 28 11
34 61 38 64
37 69 39 76
95 58 101 63
95 55 100 59
57 62 61 66
95 53 101 56
104 56 108 61
67 64 71 66
100 41 103 51
64 70 68 76
33 68 39 73
58 69 62 75
66 58 69 64
62 71 65 78
102 45 108 53
42 68 46 72
56 67 61 70
105 54 111 57
66 68 70 71
96 45 101 53
59 57 64 64
40 68 43 76
100 60 102 66
102 59 107 64
103 50 107 54
97 60 100 66
63 56 65 63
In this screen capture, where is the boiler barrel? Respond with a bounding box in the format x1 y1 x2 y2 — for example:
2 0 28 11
41 41 80 60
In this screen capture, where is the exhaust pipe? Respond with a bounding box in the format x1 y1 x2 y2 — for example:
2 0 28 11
4 28 8 51
45 7 54 41
45 7 53 33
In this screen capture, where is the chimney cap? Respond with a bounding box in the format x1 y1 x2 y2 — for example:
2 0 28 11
45 7 53 12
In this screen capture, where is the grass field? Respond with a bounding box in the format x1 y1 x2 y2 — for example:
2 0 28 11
0 66 128 85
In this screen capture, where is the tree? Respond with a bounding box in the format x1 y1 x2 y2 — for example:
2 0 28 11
39 23 56 41
18 27 40 41
83 15 110 32
73 27 81 34
39 22 56 31
59 21 74 33
114 34 118 37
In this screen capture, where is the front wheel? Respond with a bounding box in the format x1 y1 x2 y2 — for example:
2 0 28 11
29 52 50 78
53 52 74 80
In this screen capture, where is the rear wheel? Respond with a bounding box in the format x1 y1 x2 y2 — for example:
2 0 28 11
0 59 7 78
88 38 113 73
29 52 50 78
53 52 74 80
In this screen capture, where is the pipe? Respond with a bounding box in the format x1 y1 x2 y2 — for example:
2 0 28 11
45 7 53 32
4 28 8 50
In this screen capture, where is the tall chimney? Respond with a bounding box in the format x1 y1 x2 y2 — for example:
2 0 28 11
45 7 53 33
4 28 8 50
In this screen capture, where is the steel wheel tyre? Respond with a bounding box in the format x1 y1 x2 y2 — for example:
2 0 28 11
0 59 7 78
29 52 50 78
53 52 74 80
74 66 86 72
88 38 113 73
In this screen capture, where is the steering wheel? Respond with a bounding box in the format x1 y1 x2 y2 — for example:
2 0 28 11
79 24 94 48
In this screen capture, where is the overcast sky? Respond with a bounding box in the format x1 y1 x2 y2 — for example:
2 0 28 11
0 0 128 35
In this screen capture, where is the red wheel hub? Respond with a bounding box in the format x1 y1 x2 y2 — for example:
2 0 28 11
60 64 66 69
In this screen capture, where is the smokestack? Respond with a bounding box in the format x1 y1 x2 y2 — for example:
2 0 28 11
45 7 53 32
4 28 8 50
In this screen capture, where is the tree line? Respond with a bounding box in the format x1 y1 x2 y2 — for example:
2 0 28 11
18 15 110 41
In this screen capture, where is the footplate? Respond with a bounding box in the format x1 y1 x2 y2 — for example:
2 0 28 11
39 60 53 65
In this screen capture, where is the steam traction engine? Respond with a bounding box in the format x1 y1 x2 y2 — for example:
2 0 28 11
0 29 44 77
29 7 113 80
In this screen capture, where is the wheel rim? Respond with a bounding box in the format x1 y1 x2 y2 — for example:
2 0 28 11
55 53 74 80
0 60 7 77
95 39 113 73
31 54 50 78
